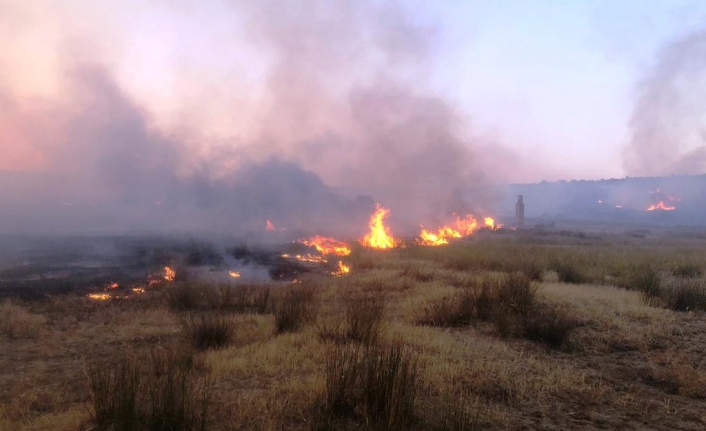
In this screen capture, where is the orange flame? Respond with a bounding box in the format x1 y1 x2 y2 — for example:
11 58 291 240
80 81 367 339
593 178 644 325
484 217 501 230
266 220 276 231
164 267 176 282
108 282 119 289
229 270 241 278
88 293 111 300
419 214 481 246
281 253 328 263
646 201 676 211
361 204 396 249
131 287 145 294
332 260 351 276
300 235 351 256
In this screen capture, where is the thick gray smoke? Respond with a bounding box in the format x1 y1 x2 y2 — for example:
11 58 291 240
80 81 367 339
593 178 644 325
0 0 515 236
624 29 706 176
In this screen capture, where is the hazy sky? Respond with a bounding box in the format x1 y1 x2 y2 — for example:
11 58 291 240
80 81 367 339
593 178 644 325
1 0 705 182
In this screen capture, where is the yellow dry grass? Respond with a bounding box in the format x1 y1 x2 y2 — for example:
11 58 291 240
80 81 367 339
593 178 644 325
1 228 705 430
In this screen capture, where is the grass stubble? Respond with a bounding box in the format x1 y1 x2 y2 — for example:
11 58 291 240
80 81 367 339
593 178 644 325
1 227 706 430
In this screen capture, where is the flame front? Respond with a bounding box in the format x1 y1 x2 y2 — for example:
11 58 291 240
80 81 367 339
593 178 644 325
88 293 111 300
164 266 176 282
300 235 351 256
332 260 351 276
281 253 328 263
419 214 480 246
646 201 676 211
229 270 241 278
361 204 396 249
484 217 501 230
131 287 145 294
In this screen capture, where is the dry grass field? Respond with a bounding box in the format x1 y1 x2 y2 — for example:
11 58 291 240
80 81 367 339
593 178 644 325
2 228 706 430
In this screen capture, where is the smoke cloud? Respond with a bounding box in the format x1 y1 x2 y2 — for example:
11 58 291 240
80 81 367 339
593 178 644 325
624 29 706 176
0 0 517 236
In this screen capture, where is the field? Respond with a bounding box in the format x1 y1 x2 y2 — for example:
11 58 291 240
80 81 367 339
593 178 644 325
2 228 706 430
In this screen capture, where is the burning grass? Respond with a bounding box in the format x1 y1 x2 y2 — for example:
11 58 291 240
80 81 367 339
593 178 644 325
4 228 706 431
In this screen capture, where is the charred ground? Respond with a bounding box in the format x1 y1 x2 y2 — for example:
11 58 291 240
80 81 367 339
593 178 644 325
1 227 706 430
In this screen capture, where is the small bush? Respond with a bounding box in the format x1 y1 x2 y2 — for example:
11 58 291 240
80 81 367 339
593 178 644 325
519 262 544 281
87 351 211 431
147 350 212 431
400 265 435 282
418 289 476 328
218 284 270 313
183 313 235 350
662 279 706 312
552 262 585 284
0 300 45 339
497 272 537 316
345 296 385 345
520 304 577 348
167 285 205 311
315 317 346 343
321 344 419 430
672 263 702 278
620 265 661 299
87 356 143 431
273 286 317 333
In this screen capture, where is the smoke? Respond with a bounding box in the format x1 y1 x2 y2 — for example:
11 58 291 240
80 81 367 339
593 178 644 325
624 29 706 176
0 0 516 236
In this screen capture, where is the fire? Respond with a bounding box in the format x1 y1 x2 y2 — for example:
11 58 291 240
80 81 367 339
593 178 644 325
88 293 111 300
646 201 676 211
108 282 119 289
300 235 351 256
332 260 351 276
131 287 145 294
647 189 680 211
266 220 276 231
484 217 501 230
361 204 396 249
164 266 176 282
281 253 327 263
419 214 481 246
229 270 241 278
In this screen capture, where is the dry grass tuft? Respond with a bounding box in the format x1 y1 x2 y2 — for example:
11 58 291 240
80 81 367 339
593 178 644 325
273 286 318 333
319 343 419 431
183 313 236 351
0 300 46 339
166 284 205 311
344 295 386 345
87 350 212 431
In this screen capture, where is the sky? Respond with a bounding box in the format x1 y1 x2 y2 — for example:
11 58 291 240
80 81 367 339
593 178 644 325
1 0 705 183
